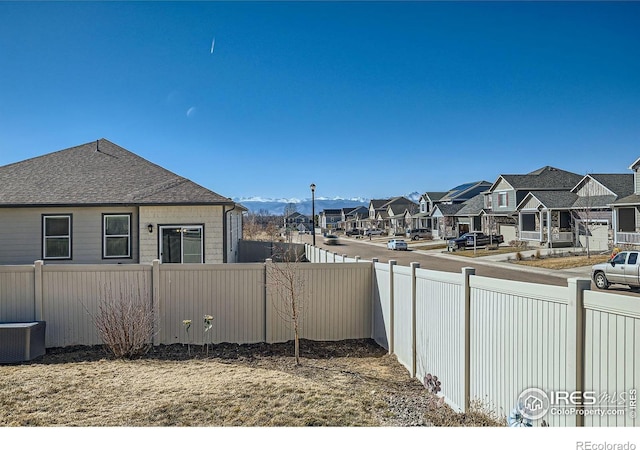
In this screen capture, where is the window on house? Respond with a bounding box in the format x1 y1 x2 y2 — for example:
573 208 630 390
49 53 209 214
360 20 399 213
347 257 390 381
160 225 203 263
43 215 71 259
103 214 131 258
497 192 508 208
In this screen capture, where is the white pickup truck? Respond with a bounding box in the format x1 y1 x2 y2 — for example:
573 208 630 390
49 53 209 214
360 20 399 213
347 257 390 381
592 251 640 290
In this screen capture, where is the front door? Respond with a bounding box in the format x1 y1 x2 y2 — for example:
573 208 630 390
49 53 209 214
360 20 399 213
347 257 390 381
160 226 203 263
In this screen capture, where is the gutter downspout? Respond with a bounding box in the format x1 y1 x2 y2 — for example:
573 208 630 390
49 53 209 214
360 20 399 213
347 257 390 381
223 203 237 263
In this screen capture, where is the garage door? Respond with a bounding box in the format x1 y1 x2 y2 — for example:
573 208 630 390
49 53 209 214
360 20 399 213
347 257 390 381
579 223 609 252
500 224 517 244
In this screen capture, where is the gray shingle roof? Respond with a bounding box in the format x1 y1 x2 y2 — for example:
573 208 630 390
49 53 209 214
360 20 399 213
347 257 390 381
524 191 578 209
434 203 464 216
613 194 640 206
572 195 617 209
586 174 635 198
499 166 582 191
455 194 485 216
0 139 233 206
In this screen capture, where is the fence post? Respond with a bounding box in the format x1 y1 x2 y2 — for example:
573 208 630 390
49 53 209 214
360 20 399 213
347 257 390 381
152 259 160 346
462 266 475 413
342 254 347 263
34 260 44 321
264 259 272 343
355 256 361 262
389 260 397 355
410 262 420 378
567 277 590 427
371 258 378 342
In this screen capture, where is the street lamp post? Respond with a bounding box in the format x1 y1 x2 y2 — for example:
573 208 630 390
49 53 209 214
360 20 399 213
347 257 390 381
310 183 316 246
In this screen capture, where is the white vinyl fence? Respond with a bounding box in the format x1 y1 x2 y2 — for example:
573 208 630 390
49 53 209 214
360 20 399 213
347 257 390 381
306 244 639 427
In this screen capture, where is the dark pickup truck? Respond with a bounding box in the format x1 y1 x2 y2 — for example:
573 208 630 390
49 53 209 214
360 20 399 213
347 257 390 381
448 232 504 251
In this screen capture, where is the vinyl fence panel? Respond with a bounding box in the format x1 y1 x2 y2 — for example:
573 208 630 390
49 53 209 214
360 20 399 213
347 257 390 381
415 269 465 411
157 263 266 345
0 265 35 322
583 290 640 427
41 264 152 348
372 262 392 350
469 275 571 426
266 262 371 343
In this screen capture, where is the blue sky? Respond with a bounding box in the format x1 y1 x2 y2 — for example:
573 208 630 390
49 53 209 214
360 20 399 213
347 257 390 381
1 1 639 202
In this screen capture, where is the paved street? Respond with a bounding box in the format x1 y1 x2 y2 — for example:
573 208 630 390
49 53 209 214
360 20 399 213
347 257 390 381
296 233 640 296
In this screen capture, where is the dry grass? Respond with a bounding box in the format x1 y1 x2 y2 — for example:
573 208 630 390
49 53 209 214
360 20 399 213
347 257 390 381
514 254 609 270
0 340 503 427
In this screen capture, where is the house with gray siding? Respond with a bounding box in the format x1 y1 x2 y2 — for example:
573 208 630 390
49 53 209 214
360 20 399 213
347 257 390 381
483 166 583 244
571 173 634 250
612 157 640 247
0 139 243 265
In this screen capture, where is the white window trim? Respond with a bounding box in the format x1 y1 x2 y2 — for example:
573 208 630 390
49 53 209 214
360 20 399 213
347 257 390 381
43 215 71 260
103 214 131 259
497 192 508 208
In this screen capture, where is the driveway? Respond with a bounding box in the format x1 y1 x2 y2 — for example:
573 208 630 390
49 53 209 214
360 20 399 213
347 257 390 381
297 233 639 296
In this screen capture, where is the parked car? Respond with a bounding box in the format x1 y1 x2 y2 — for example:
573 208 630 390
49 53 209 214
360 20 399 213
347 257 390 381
447 232 504 251
345 228 363 237
387 239 408 251
324 234 339 245
592 250 640 290
365 229 384 236
406 228 432 241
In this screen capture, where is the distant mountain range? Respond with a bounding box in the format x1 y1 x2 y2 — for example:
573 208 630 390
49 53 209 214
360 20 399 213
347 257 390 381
235 192 421 215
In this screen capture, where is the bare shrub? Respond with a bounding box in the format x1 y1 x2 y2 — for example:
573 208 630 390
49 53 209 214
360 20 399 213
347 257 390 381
92 283 155 359
515 252 523 261
266 248 309 365
534 249 541 259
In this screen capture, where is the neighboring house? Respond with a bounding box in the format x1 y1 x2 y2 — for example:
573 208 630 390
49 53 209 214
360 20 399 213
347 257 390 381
318 209 342 231
284 211 313 232
431 203 464 239
612 158 640 247
0 139 243 265
413 182 490 231
515 173 634 249
367 199 389 230
571 173 634 250
414 192 447 230
454 194 485 234
381 197 419 235
340 206 369 231
483 166 583 244
438 181 492 204
516 191 578 248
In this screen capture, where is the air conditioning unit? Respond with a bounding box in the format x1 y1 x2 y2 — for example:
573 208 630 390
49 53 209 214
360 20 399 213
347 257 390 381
0 321 46 363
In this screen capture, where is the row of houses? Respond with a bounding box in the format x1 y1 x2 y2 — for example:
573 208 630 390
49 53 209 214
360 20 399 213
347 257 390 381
299 159 640 251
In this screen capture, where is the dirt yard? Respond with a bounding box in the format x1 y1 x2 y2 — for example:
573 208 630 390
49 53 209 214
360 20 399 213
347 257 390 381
0 339 502 427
